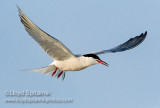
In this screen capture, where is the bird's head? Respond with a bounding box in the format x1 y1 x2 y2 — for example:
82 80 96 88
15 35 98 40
83 54 109 67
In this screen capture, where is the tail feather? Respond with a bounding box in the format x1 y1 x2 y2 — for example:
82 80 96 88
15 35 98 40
23 65 56 75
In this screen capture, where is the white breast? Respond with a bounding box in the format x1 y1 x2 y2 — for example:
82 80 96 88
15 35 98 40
51 56 98 71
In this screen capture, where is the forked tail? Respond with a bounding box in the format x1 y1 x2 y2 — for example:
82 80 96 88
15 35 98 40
22 65 56 75
22 65 65 80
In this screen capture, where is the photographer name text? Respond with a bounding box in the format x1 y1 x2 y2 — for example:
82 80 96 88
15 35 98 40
5 90 51 97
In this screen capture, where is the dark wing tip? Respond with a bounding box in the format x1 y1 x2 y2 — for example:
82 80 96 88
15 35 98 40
84 31 147 55
145 31 147 35
109 31 147 53
126 31 147 49
136 31 147 44
144 31 147 38
140 31 147 37
140 31 147 39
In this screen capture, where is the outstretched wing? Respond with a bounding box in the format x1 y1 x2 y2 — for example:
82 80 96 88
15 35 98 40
18 7 76 60
88 31 147 55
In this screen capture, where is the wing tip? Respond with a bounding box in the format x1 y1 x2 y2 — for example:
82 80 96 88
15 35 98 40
140 31 147 41
144 31 147 36
144 31 147 38
143 31 147 37
17 5 22 14
16 5 20 10
140 31 147 37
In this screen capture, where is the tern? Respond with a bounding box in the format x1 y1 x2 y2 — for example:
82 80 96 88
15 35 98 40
18 7 147 80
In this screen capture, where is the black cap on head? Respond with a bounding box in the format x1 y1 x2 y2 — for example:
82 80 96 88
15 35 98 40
83 54 100 60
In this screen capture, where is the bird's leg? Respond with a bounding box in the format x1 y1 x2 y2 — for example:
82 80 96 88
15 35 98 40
57 71 63 78
52 68 57 77
62 72 65 81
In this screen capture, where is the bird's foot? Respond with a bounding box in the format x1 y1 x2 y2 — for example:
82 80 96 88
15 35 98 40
52 68 57 77
57 71 63 78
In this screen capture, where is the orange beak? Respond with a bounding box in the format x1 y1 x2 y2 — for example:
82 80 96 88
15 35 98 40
97 60 109 67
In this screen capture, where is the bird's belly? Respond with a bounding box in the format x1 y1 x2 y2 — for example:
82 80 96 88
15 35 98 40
54 60 89 71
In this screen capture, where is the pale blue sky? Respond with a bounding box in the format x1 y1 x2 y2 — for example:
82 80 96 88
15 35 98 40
0 0 160 108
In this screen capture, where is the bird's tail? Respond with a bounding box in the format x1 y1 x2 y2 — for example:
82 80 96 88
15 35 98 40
22 65 56 75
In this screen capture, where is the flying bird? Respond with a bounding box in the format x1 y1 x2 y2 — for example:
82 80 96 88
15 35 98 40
18 7 147 80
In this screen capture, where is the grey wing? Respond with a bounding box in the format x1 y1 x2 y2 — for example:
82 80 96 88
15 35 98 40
18 7 76 61
89 31 147 55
